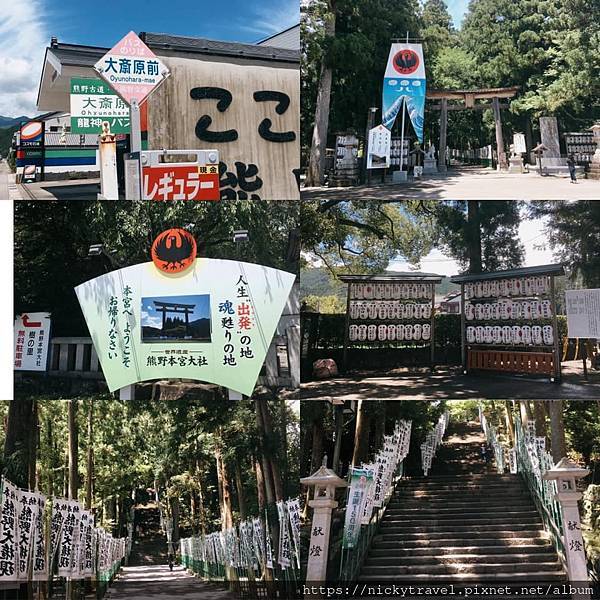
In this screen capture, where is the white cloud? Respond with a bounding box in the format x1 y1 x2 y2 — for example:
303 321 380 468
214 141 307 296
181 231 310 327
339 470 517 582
240 2 299 40
141 311 162 329
389 248 460 277
0 0 48 117
444 0 469 27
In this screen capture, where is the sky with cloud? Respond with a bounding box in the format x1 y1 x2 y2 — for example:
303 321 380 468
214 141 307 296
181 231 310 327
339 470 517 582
0 0 299 117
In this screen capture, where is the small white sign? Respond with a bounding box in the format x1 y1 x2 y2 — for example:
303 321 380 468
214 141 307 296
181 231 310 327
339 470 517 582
367 125 391 169
14 312 51 371
566 289 600 338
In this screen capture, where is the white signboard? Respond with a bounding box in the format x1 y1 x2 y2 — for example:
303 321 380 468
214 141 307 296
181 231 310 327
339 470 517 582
367 125 391 169
566 289 600 338
14 312 51 371
94 31 170 106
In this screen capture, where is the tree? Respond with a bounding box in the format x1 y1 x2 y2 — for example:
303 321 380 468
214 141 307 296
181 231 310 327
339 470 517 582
528 201 600 287
435 201 525 273
547 400 567 462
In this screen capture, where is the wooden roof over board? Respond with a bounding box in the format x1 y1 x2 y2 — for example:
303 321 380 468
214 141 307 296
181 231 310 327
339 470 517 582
450 263 565 283
339 272 444 284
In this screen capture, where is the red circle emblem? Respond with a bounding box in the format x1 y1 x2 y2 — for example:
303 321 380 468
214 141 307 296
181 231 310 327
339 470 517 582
393 49 419 75
151 228 197 273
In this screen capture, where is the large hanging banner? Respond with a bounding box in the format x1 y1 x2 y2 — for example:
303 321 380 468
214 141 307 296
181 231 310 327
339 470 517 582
382 43 426 142
276 501 292 569
342 467 373 549
75 257 295 395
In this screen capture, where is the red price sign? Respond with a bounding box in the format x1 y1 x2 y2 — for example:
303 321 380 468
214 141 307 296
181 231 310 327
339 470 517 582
142 165 220 201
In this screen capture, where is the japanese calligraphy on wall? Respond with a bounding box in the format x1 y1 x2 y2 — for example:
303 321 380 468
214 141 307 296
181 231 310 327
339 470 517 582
70 78 130 134
146 56 299 200
566 289 600 338
75 257 295 395
13 312 51 372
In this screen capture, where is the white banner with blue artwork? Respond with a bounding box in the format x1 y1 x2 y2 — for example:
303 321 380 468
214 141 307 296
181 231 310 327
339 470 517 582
382 43 426 142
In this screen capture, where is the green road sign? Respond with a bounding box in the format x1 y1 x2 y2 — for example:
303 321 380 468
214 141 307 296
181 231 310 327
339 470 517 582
70 77 130 134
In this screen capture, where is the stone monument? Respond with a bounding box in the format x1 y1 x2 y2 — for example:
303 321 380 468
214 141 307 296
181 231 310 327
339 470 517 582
588 123 600 180
507 143 524 173
423 143 438 174
539 116 569 175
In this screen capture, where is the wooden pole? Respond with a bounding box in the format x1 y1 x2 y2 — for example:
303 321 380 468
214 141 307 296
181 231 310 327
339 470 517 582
438 98 448 172
492 97 506 170
342 282 352 373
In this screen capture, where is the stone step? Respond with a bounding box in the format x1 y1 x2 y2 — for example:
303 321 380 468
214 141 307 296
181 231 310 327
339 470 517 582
383 513 541 526
378 529 548 541
394 491 530 500
402 474 520 483
365 551 558 566
361 560 563 576
395 483 525 492
357 571 567 582
388 499 534 509
381 521 542 534
368 543 554 556
385 507 536 518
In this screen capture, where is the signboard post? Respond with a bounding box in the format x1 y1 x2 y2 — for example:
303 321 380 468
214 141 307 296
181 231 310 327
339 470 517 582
14 312 51 372
366 125 391 170
94 31 171 199
17 121 45 183
566 289 600 379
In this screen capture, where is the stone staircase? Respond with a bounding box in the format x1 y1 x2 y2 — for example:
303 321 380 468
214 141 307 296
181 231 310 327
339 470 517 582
360 421 566 583
129 506 170 566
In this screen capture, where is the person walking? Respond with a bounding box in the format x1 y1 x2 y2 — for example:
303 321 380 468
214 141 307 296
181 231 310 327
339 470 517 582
168 552 174 572
567 153 578 183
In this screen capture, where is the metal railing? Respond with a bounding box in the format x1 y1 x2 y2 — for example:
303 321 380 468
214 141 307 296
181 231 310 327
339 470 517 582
513 415 567 569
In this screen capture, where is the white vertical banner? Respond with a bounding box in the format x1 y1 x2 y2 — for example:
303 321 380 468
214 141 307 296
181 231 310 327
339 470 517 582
16 489 38 581
360 464 376 525
58 501 81 577
286 498 301 569
265 509 274 569
276 501 292 569
252 518 265 568
32 493 47 581
0 479 19 581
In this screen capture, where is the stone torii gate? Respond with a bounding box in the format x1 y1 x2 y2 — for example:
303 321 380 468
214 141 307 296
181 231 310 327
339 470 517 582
427 86 519 171
153 300 196 336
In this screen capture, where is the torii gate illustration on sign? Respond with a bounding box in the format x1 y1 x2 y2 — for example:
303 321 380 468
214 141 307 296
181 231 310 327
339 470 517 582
154 300 195 336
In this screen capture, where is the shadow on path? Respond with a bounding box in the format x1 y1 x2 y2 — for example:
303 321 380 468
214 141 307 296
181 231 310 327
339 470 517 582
106 565 237 600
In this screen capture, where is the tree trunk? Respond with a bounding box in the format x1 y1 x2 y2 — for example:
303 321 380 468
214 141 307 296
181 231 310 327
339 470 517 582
374 401 386 450
85 400 94 510
215 445 233 530
547 401 567 462
254 457 266 513
310 415 325 472
352 400 371 467
519 400 530 427
3 398 35 488
467 201 483 273
68 400 79 501
533 401 548 440
260 400 284 501
504 401 515 444
28 401 38 490
234 455 247 520
255 402 275 505
305 6 336 187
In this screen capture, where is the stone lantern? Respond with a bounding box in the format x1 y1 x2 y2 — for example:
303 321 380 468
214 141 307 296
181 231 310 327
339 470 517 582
300 458 348 583
587 123 600 180
542 457 590 582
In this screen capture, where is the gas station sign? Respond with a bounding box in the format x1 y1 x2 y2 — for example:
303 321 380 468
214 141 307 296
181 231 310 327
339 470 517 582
140 150 220 201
